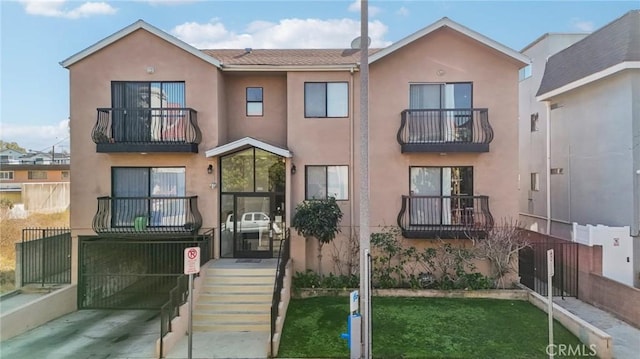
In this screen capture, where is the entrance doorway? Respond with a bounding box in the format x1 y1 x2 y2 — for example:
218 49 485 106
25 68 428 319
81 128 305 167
219 147 286 258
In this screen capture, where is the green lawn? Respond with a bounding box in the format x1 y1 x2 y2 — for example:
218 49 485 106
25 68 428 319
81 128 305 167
278 296 595 358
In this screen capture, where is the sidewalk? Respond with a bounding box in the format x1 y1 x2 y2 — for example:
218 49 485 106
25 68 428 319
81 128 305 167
553 297 640 359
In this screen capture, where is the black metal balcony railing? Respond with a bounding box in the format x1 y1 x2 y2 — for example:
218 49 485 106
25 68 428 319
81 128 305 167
93 108 201 153
93 196 203 236
397 109 493 153
397 195 494 239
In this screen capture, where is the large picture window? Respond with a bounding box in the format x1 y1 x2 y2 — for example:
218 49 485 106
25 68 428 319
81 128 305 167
0 171 14 180
409 166 473 225
112 167 186 227
304 82 348 118
305 165 348 200
28 171 47 180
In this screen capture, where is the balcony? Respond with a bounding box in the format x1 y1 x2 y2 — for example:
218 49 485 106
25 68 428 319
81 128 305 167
92 108 201 153
93 196 202 236
397 195 493 239
397 109 493 153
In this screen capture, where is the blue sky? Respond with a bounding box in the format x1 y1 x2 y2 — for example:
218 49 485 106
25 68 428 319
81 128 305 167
1 0 638 153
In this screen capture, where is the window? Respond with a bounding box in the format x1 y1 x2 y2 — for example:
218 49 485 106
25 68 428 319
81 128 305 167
305 165 348 200
111 81 186 142
409 167 474 225
408 83 473 142
246 87 263 116
519 64 532 81
530 113 539 132
531 173 540 191
112 167 186 227
61 171 70 180
28 171 47 180
0 171 14 180
304 82 348 118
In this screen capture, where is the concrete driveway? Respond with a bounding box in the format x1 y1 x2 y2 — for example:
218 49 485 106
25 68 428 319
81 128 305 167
0 309 159 359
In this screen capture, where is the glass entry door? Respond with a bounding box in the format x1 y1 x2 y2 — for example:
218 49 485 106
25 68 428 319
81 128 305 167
227 194 274 258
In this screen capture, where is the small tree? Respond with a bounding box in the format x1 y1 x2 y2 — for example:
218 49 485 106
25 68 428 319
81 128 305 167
472 218 529 288
292 197 343 275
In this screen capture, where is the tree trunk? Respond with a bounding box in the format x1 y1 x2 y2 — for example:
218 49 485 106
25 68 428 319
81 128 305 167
317 240 324 275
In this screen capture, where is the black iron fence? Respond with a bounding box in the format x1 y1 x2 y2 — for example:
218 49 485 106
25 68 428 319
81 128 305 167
21 228 71 286
93 108 201 145
78 230 213 309
271 229 291 356
519 235 578 298
397 108 493 147
93 196 202 236
397 195 493 239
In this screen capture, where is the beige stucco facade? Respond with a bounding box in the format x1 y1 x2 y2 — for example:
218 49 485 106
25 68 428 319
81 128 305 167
65 20 525 289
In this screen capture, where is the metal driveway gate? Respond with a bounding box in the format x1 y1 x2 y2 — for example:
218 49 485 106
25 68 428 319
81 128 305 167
519 237 578 298
78 232 212 309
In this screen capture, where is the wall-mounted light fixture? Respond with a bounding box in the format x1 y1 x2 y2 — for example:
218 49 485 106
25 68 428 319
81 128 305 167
146 66 155 74
207 164 214 174
291 164 297 175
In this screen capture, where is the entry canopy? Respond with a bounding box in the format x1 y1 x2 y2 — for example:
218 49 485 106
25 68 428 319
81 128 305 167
205 137 293 158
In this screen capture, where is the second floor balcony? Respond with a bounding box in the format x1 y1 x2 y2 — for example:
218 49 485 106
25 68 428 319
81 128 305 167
397 109 493 153
397 195 494 239
93 196 202 236
92 108 202 153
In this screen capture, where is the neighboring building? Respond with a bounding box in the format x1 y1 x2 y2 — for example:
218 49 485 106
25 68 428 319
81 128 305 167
518 33 588 233
521 11 640 285
61 17 526 323
15 151 70 165
0 148 26 163
0 163 70 211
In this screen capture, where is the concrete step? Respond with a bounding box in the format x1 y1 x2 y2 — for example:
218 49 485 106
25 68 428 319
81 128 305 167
205 267 277 277
196 301 271 312
198 292 273 303
206 274 274 285
201 284 273 294
192 321 270 332
193 310 270 322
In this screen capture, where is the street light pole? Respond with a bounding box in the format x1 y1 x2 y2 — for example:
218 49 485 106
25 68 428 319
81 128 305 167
359 1 371 358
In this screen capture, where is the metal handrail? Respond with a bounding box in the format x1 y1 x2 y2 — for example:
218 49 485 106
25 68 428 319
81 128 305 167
270 228 290 356
93 107 201 145
397 108 493 145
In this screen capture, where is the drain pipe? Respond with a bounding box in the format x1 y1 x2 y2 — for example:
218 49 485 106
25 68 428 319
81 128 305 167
545 101 551 234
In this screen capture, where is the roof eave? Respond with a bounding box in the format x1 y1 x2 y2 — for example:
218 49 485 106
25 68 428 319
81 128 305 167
369 17 529 66
220 64 359 72
60 20 221 68
205 137 293 158
536 61 640 101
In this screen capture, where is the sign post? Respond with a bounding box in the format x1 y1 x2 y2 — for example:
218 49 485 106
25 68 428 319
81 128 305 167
547 249 554 359
184 247 200 359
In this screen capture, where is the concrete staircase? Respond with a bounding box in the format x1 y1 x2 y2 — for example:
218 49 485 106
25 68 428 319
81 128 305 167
193 266 276 332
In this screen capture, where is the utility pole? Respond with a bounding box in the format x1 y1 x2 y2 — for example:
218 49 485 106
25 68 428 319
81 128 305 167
359 1 371 358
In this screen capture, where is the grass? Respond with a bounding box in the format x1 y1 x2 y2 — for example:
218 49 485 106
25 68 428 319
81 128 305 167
0 210 69 293
278 296 596 359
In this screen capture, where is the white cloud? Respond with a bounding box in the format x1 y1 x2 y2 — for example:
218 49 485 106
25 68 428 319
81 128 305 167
570 18 595 32
396 6 409 17
0 120 70 152
348 0 382 17
145 0 199 5
19 0 116 19
171 18 391 49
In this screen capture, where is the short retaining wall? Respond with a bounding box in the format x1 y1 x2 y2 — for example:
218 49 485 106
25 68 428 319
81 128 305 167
270 259 293 358
295 288 528 300
527 291 613 359
156 267 207 359
0 284 77 341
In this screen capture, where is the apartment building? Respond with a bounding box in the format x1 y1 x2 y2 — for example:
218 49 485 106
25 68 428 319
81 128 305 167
62 17 526 307
519 11 640 286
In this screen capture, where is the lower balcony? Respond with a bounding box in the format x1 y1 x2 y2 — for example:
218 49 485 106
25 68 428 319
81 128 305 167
93 108 201 153
397 195 493 239
93 196 202 236
397 109 493 153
